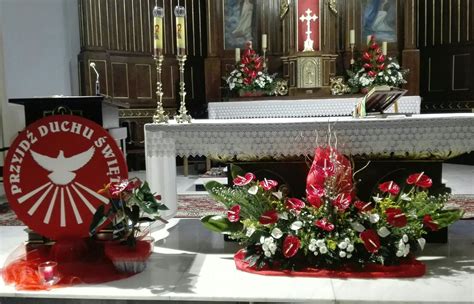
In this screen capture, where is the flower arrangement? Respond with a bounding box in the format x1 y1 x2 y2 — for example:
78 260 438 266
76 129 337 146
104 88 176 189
90 178 168 246
202 146 462 276
347 36 408 93
225 42 276 96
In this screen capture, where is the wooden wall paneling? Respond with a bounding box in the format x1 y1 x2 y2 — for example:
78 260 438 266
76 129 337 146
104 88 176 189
111 61 129 98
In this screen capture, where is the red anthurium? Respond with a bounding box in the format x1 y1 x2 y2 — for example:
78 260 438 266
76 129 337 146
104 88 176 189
407 172 433 188
378 181 400 195
378 64 385 70
333 192 352 212
285 198 305 213
314 218 335 232
306 168 326 187
423 214 438 231
227 205 241 222
386 208 408 227
233 172 256 186
363 63 372 70
377 55 385 63
367 70 377 77
306 184 325 208
362 52 372 61
259 179 278 191
370 43 379 50
241 57 250 65
259 210 279 225
360 229 381 253
354 200 374 212
283 235 301 258
108 179 132 198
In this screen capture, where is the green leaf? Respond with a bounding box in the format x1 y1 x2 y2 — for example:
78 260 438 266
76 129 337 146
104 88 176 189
230 164 245 179
201 215 242 234
138 217 154 223
89 205 107 236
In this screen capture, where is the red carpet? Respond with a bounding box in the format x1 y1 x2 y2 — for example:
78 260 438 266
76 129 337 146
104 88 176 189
0 194 472 226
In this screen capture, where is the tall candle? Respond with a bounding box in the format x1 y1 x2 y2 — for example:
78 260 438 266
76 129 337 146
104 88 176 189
235 48 240 63
174 6 186 55
382 41 388 55
153 6 164 56
349 29 355 44
262 34 267 49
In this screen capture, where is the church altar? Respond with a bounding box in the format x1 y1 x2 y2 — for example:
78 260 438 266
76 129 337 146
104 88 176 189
145 113 474 217
208 96 421 119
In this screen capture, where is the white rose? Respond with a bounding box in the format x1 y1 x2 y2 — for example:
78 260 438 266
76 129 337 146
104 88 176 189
347 244 354 252
339 251 347 258
308 244 316 252
319 246 328 254
271 227 283 239
264 251 272 257
338 242 348 250
396 250 404 257
402 234 409 243
315 239 325 247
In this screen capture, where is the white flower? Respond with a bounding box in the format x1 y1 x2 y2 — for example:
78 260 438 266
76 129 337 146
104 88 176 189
262 244 269 251
351 221 366 232
260 236 265 244
248 185 258 195
396 250 404 257
417 238 426 250
315 239 325 247
279 212 288 220
264 237 273 245
310 239 317 245
271 227 283 239
400 193 412 201
338 242 348 250
398 240 406 251
258 71 262 75
402 234 409 243
403 244 410 256
372 196 382 203
369 213 380 223
347 244 354 252
319 246 328 254
377 226 391 238
314 251 319 256
264 251 272 257
344 238 350 243
347 254 352 259
246 227 255 237
290 221 303 230
339 251 347 258
272 191 283 200
308 244 317 252
269 243 277 253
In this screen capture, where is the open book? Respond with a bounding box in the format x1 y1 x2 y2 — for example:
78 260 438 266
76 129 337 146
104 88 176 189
354 86 407 117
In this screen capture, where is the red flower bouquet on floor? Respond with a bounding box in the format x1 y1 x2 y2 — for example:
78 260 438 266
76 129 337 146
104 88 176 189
202 146 463 277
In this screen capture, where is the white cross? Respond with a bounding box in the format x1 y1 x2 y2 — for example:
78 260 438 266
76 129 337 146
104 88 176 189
299 8 318 52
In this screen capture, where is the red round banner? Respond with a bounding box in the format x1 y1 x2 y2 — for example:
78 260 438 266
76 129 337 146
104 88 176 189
3 115 128 239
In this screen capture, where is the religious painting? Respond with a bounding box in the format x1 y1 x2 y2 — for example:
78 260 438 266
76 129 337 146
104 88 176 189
297 0 320 52
361 0 397 42
224 0 257 49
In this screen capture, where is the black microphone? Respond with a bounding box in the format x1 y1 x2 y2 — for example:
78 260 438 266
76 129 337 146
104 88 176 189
89 62 100 96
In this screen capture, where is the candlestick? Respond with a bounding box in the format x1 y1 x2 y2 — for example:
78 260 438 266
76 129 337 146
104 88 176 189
175 54 192 123
153 6 164 57
38 261 60 286
153 54 169 123
349 29 355 44
235 48 240 63
262 34 267 49
175 5 186 55
382 41 388 55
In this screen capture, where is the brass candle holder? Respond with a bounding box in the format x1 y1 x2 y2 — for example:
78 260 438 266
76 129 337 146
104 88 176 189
262 48 267 73
174 54 192 123
350 43 355 65
153 55 169 123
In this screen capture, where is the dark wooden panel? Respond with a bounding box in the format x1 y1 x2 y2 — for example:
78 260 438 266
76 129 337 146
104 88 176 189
452 53 471 91
111 62 129 98
135 64 153 99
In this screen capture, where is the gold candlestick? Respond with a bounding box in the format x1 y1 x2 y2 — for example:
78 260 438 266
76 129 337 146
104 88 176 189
350 43 355 65
262 48 267 72
153 55 169 123
174 54 192 123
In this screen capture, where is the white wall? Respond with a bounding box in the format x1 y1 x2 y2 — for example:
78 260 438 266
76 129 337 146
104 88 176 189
0 0 80 145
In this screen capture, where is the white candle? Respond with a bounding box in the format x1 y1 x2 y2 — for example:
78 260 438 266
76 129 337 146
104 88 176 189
349 29 355 44
262 34 267 49
382 41 388 55
235 48 240 63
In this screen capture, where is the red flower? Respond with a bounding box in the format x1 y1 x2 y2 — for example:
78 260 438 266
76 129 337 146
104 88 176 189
227 205 241 222
333 192 352 212
367 70 377 77
377 55 385 63
259 179 278 191
370 43 379 50
233 173 256 186
243 77 252 85
282 235 300 258
306 184 325 208
363 63 372 70
378 181 400 195
362 52 372 61
423 215 438 231
406 173 433 189
285 198 305 213
360 229 381 253
241 57 250 65
314 218 335 232
259 210 279 225
378 63 385 70
354 200 374 212
386 208 407 227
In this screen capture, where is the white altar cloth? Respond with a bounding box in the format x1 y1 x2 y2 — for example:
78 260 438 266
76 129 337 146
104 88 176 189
145 113 474 218
1 219 473 303
208 96 421 119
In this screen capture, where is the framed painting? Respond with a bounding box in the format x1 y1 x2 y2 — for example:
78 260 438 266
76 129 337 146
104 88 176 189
223 0 257 49
361 0 397 42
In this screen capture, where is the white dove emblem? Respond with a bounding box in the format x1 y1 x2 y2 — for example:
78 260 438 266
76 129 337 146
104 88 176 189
30 147 96 185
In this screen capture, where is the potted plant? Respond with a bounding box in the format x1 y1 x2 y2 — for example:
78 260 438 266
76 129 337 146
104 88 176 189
89 178 168 273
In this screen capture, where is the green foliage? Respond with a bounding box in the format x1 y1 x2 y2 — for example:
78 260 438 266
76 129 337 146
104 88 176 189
201 215 243 234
